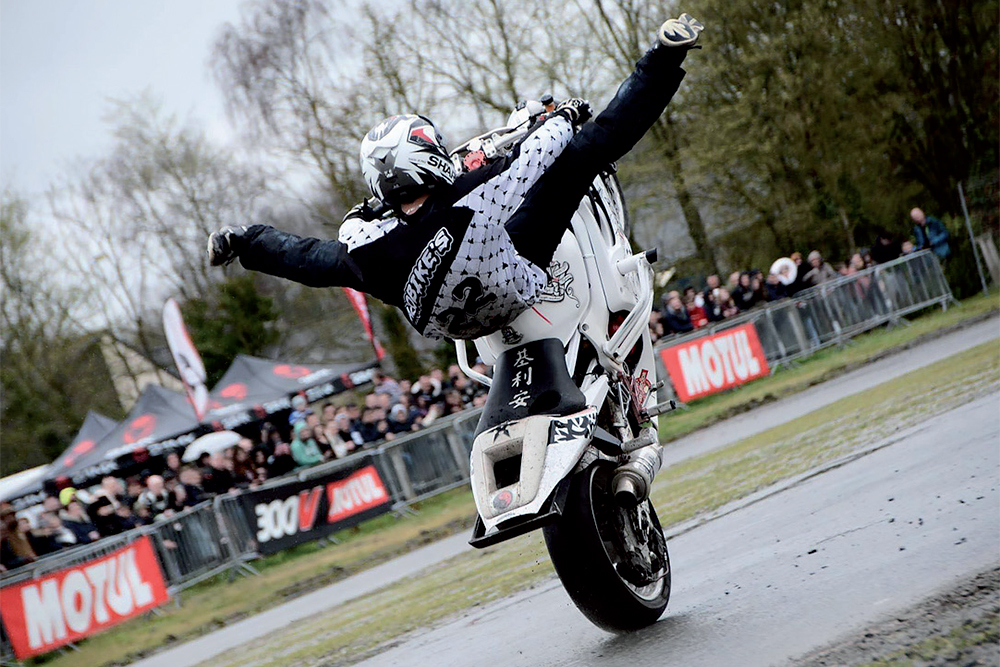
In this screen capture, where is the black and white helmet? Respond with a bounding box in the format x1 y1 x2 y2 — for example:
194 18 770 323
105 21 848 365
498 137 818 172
359 115 456 207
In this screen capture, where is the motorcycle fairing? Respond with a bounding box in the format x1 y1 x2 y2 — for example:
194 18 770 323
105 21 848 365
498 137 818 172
470 406 598 534
473 338 587 438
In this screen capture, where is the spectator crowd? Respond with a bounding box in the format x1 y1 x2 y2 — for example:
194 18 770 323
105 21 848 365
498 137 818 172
1 208 949 571
1 365 490 571
649 210 950 342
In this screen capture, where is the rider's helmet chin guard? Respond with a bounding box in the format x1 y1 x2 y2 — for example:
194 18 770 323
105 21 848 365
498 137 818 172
360 114 456 212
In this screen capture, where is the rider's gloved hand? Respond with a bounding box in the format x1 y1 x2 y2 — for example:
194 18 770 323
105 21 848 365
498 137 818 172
554 98 593 126
657 13 703 48
207 225 249 267
343 198 381 222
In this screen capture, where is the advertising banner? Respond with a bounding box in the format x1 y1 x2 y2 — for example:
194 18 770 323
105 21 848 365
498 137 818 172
237 458 393 555
659 322 770 402
0 536 169 659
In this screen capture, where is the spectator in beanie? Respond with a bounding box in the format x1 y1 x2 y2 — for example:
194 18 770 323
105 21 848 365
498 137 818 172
803 250 839 286
288 394 311 426
88 495 125 536
291 422 325 467
387 404 417 436
870 228 902 265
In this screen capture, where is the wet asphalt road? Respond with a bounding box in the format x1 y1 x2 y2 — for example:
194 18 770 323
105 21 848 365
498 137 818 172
131 319 999 667
361 394 1000 667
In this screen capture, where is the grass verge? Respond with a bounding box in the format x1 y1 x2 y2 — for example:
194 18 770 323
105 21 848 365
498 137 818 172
202 341 999 667
33 294 998 667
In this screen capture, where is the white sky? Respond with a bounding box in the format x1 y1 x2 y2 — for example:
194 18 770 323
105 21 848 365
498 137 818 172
0 0 247 198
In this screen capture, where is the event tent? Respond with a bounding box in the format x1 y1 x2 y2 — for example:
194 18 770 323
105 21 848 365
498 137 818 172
2 411 119 509
205 354 379 430
64 385 205 486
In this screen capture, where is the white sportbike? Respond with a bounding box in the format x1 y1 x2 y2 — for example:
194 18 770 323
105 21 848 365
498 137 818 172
453 109 675 631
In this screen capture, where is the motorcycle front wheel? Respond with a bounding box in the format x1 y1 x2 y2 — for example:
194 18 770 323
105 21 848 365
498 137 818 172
543 461 671 632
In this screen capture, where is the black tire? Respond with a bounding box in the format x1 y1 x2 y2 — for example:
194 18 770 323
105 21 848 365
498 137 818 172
543 461 671 632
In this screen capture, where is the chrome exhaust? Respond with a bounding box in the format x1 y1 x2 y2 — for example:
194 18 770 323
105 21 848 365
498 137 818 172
612 430 663 507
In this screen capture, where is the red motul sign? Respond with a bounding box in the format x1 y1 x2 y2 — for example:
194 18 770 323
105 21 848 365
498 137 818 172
659 323 770 402
0 536 169 659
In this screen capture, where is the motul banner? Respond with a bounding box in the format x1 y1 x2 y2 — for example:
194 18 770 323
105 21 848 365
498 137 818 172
659 322 770 402
163 297 209 419
0 536 169 659
238 457 393 555
343 288 386 361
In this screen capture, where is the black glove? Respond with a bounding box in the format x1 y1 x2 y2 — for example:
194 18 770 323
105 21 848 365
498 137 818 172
207 225 249 267
554 98 592 126
343 198 381 223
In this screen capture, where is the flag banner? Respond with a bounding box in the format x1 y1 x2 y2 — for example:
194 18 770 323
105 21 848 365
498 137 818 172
163 298 209 419
343 288 386 361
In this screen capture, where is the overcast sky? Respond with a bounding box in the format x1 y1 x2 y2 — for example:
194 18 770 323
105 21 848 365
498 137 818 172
1 0 247 198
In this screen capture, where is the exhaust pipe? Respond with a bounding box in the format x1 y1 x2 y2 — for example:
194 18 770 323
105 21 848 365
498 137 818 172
612 430 663 507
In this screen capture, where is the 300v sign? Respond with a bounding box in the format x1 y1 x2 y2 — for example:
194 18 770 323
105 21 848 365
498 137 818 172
240 459 393 554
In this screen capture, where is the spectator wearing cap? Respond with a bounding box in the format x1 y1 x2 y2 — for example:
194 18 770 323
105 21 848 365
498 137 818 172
803 250 839 286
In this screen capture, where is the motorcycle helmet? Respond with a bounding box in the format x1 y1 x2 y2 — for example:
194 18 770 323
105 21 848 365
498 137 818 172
359 114 456 208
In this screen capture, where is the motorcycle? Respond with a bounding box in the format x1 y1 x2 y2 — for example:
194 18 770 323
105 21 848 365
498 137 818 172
451 104 676 631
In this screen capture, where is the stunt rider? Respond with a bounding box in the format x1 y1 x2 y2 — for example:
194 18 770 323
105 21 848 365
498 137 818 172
207 14 704 340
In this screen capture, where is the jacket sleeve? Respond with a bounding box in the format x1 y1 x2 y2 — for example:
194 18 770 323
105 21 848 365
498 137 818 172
457 116 575 215
237 225 365 290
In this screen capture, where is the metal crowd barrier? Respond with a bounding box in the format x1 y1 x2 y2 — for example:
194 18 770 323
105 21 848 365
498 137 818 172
653 250 954 381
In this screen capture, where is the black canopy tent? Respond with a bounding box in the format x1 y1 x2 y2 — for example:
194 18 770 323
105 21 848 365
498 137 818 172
205 355 380 430
3 356 380 508
68 385 205 486
2 411 119 510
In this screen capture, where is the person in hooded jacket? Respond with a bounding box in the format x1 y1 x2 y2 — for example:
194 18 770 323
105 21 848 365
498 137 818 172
290 422 325 468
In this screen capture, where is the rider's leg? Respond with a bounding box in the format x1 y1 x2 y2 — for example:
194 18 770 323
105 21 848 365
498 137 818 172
507 21 698 268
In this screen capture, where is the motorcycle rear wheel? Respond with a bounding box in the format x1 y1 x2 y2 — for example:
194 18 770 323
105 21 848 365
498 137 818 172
543 461 671 632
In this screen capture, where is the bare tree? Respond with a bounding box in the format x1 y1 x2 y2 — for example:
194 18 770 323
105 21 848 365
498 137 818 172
48 95 269 369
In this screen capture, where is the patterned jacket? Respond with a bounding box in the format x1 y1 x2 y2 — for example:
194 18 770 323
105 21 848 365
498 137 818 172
237 115 574 340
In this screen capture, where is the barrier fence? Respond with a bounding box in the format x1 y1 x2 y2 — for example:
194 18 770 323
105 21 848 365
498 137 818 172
652 250 954 401
0 249 956 662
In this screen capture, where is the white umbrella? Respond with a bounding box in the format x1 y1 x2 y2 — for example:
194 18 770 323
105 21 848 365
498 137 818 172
181 430 242 462
769 257 798 286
